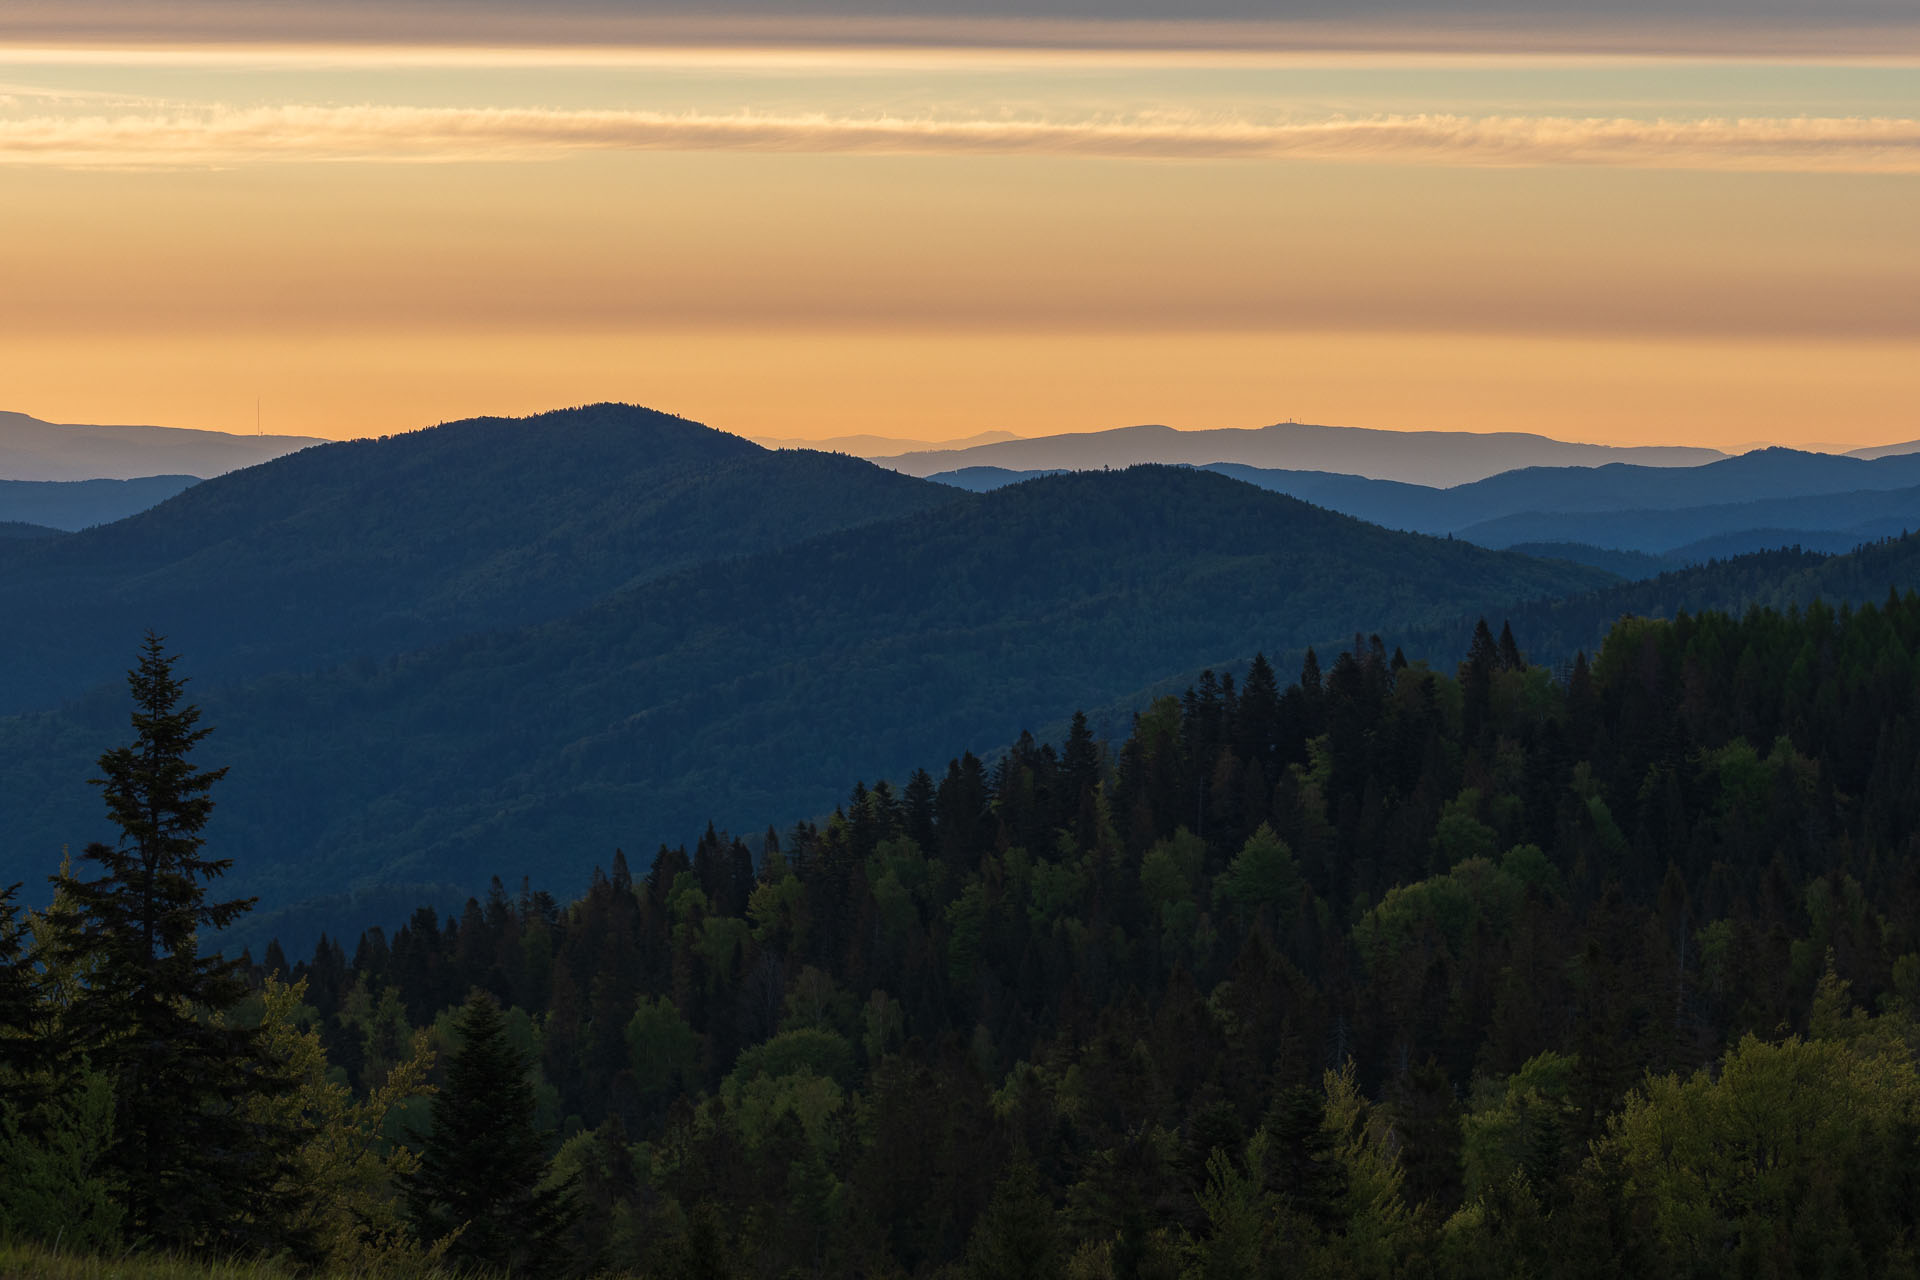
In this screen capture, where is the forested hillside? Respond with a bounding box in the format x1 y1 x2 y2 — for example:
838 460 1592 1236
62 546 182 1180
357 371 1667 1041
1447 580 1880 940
962 449 1920 536
0 466 1611 944
12 599 1920 1276
0 403 956 715
1454 484 1920 553
1400 535 1920 667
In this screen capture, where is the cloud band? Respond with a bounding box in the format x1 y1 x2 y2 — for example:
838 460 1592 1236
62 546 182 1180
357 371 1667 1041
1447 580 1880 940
4 103 1918 172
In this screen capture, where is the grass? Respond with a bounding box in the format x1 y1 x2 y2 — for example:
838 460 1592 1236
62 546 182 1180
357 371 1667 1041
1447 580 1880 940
0 1243 477 1280
0 1244 294 1280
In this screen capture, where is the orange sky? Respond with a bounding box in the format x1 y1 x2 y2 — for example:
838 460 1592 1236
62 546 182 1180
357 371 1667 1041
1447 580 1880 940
1 43 1914 450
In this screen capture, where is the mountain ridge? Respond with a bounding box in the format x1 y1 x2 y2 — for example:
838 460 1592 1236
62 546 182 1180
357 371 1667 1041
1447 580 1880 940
0 402 959 715
0 410 324 481
885 420 1726 487
0 463 1613 936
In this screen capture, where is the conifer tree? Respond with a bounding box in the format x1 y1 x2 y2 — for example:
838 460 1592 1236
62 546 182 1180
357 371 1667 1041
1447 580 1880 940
0 882 38 1080
406 988 577 1276
965 1156 1061 1280
46 632 299 1253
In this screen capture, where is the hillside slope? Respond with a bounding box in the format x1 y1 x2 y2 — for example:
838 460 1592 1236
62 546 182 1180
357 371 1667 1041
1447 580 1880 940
0 474 200 530
0 410 320 480
0 466 1612 938
1398 534 1920 670
943 448 1920 543
1457 483 1920 551
0 403 957 714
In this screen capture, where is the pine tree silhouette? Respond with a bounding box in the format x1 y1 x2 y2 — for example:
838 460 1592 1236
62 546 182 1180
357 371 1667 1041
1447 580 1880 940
47 631 299 1254
406 988 578 1275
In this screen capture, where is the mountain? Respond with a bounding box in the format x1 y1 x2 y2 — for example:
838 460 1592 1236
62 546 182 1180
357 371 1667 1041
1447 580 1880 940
1504 542 1673 579
948 450 1920 548
0 475 201 530
0 410 323 481
0 464 1612 942
1400 534 1920 673
1664 528 1874 562
0 403 958 716
928 465 1069 491
0 520 62 541
1848 438 1920 460
1455 484 1920 552
749 429 1021 456
880 421 1725 487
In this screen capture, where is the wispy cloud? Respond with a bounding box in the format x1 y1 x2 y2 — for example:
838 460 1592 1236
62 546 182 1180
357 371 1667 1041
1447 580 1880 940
6 3 1920 61
3 103 1918 172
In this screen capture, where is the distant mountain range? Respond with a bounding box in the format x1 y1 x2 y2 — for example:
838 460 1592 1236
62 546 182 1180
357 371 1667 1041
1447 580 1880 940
936 449 1920 568
1847 438 1920 461
0 410 322 481
886 421 1725 487
749 429 1021 455
0 475 201 531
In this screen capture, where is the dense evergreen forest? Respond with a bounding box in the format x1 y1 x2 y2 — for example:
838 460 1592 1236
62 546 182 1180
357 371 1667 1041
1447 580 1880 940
12 596 1920 1277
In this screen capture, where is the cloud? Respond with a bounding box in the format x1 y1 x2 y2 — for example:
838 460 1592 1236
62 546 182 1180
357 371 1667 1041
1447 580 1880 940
5 1 1920 59
2 103 1917 172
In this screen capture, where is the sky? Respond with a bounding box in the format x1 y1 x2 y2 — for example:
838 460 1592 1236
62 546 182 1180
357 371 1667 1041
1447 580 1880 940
0 2 1915 451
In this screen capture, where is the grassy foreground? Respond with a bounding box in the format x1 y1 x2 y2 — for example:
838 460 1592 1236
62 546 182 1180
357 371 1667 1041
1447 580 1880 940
0 1243 468 1280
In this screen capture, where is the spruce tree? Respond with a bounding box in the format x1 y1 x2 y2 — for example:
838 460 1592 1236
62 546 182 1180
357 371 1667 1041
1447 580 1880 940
965 1156 1061 1280
0 882 38 1081
406 989 577 1276
46 632 299 1254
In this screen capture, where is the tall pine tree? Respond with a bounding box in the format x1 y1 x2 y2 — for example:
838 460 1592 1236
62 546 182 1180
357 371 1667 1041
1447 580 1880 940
406 989 578 1276
0 882 38 1081
46 632 299 1254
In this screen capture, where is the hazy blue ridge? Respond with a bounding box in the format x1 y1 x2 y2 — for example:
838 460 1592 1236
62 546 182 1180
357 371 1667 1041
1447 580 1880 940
0 409 321 481
1454 484 1920 552
879 421 1724 487
0 475 200 531
0 520 64 541
926 466 1068 491
1663 527 1886 562
1501 542 1676 579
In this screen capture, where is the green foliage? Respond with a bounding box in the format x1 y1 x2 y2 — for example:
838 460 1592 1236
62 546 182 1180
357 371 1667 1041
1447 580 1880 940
32 594 1920 1276
42 635 300 1256
1430 789 1499 871
404 991 578 1277
1460 1052 1579 1200
0 1069 123 1251
1606 1029 1920 1277
966 1158 1062 1280
725 1026 855 1091
1213 824 1302 919
1353 855 1527 979
245 976 440 1274
627 997 701 1102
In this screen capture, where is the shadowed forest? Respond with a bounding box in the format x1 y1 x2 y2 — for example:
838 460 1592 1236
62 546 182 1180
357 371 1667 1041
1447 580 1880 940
10 596 1920 1278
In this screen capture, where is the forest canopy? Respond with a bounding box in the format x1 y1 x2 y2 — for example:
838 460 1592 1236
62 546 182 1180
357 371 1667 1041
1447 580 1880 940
9 597 1920 1277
